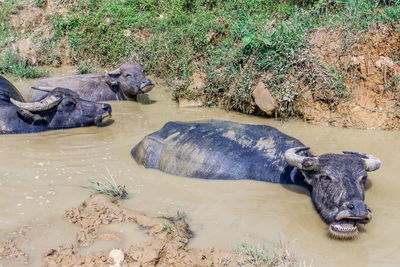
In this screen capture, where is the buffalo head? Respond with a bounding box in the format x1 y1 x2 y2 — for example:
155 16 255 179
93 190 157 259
11 87 111 130
105 62 154 100
284 147 381 239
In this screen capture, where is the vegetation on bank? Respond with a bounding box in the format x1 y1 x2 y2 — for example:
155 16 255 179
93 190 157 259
1 0 400 118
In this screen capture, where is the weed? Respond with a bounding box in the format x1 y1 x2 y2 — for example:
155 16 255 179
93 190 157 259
88 167 128 199
233 241 299 267
5 0 400 119
34 0 47 8
33 37 62 66
0 50 48 78
161 223 175 233
75 61 95 74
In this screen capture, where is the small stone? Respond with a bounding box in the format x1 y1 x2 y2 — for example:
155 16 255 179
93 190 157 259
178 98 204 108
375 56 394 69
109 249 124 267
252 80 278 115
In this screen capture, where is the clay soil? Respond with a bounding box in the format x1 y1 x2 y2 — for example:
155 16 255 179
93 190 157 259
300 23 400 129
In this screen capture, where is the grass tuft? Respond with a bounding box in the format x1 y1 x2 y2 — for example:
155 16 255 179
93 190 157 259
233 241 300 267
88 167 128 199
0 50 48 78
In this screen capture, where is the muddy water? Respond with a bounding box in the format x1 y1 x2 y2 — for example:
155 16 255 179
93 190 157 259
1 69 400 266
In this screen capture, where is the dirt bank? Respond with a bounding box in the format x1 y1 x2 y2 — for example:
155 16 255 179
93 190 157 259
3 1 400 129
300 23 400 129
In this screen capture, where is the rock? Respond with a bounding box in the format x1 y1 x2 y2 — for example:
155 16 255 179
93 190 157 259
178 98 204 108
188 72 207 92
375 56 394 69
109 249 124 267
252 80 278 115
349 55 365 67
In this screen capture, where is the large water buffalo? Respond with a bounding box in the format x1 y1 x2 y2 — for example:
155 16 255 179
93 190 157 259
0 75 111 134
132 120 381 239
23 62 154 102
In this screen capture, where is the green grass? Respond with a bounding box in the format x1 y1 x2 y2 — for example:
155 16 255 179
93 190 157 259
3 0 400 117
88 167 128 199
233 241 299 266
0 50 48 78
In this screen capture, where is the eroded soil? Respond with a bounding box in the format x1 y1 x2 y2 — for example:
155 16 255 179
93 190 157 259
300 23 400 129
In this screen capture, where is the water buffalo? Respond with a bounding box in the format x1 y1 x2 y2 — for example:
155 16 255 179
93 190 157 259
0 75 112 134
23 62 154 102
132 120 381 239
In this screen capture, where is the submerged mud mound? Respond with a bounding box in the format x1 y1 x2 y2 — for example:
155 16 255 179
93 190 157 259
45 195 248 266
0 239 29 264
301 23 400 129
0 226 30 265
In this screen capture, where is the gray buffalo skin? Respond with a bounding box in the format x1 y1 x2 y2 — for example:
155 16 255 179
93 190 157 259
24 62 154 102
132 120 381 239
0 75 112 134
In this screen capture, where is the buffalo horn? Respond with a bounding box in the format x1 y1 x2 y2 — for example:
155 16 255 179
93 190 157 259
284 147 318 171
106 68 121 76
10 95 62 112
31 86 54 92
343 151 381 172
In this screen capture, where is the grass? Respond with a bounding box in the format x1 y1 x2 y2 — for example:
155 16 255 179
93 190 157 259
3 0 400 118
0 50 48 78
88 167 128 199
233 241 300 267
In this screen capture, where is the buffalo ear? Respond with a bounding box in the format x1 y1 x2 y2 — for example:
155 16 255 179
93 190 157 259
105 71 120 86
105 69 121 87
16 109 48 125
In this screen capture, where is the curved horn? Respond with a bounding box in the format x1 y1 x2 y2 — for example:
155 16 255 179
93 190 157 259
11 95 62 112
31 86 54 92
284 147 319 171
106 68 121 76
343 151 381 172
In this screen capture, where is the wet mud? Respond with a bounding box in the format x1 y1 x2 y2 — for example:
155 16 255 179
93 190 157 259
44 195 249 267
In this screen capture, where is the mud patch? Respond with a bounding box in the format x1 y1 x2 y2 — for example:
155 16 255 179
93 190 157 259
44 195 245 266
0 226 30 265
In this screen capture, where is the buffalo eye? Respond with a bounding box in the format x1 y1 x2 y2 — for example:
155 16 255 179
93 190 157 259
320 175 332 182
125 73 132 77
64 100 76 107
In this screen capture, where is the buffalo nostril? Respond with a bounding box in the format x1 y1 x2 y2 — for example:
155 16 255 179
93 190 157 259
143 78 153 86
347 203 354 209
102 104 111 113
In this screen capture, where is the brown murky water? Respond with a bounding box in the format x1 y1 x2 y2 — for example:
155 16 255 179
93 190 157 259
1 68 400 266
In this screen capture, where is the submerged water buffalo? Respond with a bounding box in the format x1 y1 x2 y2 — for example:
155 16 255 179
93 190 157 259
0 75 111 134
23 62 154 102
132 120 381 239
